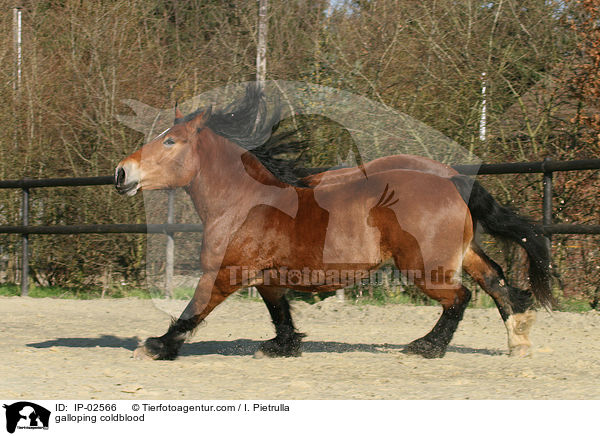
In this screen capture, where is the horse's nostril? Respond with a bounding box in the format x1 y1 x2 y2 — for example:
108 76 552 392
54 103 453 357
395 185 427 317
116 167 125 187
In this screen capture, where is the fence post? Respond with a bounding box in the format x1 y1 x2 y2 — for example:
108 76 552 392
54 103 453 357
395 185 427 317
21 187 29 296
542 158 553 259
165 189 175 298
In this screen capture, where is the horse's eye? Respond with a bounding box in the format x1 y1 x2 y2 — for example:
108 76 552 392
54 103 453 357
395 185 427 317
163 138 176 148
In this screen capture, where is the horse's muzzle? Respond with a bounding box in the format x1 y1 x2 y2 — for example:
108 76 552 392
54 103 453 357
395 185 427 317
114 164 140 196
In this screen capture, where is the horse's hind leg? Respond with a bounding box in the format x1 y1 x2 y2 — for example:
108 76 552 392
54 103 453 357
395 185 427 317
255 286 305 358
404 283 472 359
462 244 536 357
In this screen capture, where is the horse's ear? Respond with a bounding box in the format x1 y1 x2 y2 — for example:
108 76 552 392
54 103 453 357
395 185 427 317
174 102 184 120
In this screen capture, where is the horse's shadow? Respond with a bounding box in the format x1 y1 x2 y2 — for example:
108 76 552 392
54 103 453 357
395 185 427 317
27 335 504 357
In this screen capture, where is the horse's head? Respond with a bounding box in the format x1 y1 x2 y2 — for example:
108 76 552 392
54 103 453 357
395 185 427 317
115 107 210 196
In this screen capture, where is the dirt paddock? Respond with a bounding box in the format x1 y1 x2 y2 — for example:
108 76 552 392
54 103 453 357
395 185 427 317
2 296 599 399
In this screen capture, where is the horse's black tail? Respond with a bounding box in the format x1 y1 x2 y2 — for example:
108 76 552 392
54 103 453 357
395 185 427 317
451 175 554 310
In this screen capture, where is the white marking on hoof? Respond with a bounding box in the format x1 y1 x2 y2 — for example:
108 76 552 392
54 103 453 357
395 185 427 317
509 345 532 358
505 310 536 357
253 350 266 359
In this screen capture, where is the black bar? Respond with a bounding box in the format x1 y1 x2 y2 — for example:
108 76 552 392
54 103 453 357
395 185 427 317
543 224 600 235
542 159 600 173
453 158 600 175
0 176 114 189
542 158 553 257
21 188 29 297
0 224 204 235
454 162 540 175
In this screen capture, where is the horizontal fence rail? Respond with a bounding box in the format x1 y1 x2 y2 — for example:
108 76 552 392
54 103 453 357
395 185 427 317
544 224 600 235
452 158 600 175
1 158 599 296
0 224 204 234
0 176 114 189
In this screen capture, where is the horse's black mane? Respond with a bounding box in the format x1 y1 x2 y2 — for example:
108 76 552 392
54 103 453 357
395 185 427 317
199 85 311 187
179 85 361 187
205 85 278 150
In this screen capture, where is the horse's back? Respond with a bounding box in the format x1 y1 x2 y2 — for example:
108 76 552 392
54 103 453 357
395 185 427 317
310 169 473 267
304 154 457 187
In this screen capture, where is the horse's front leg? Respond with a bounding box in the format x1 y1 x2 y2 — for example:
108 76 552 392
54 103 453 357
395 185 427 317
134 271 237 360
254 286 305 358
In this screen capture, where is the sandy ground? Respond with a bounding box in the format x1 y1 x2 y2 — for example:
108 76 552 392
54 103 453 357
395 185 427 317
1 295 599 400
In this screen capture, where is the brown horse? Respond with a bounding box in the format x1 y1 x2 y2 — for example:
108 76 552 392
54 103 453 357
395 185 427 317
115 86 552 360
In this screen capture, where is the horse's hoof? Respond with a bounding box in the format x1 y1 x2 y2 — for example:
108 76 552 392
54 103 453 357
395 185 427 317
256 334 304 358
403 338 447 359
257 341 302 358
509 345 532 357
132 337 181 360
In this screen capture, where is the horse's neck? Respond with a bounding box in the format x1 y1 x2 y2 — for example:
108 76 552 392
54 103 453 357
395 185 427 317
186 130 293 224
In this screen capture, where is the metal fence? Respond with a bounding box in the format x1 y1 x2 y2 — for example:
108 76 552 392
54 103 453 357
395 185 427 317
1 157 599 297
0 177 203 296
